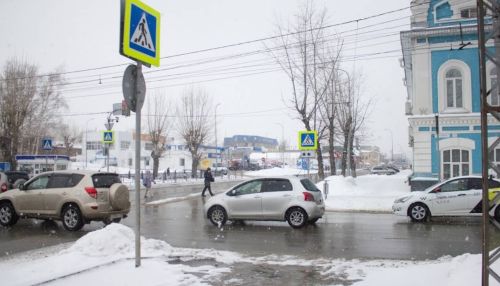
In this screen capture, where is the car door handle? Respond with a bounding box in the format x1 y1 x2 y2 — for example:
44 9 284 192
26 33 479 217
282 194 291 197
253 196 261 199
457 194 466 197
62 192 67 196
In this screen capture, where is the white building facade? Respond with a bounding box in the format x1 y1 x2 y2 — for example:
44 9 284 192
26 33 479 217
82 131 194 171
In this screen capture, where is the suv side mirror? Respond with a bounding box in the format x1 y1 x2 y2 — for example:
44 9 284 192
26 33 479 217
19 183 27 191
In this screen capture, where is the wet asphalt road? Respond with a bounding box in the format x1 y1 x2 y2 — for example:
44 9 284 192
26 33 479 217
1 179 500 261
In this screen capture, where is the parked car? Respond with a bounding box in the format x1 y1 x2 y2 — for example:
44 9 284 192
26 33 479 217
211 163 228 175
392 176 500 222
0 172 8 193
204 177 325 228
370 165 397 175
0 171 130 231
5 171 30 189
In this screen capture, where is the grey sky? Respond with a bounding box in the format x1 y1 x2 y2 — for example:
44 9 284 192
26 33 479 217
0 0 411 157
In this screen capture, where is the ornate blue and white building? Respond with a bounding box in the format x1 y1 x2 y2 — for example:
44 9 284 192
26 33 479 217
401 0 500 181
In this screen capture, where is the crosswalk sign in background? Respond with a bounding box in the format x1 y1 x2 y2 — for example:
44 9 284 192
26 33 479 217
298 130 318 151
102 131 115 144
121 0 161 67
42 138 53 151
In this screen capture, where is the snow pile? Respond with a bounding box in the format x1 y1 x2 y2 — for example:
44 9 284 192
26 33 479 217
320 170 411 212
66 223 172 258
245 166 316 177
1 224 500 285
0 224 230 286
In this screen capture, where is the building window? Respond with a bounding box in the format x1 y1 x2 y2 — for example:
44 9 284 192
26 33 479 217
445 69 463 108
461 8 477 19
438 60 471 113
145 142 153 151
180 158 185 167
489 68 500 106
490 148 500 170
121 141 131 150
86 141 103 151
443 149 470 179
128 158 132 166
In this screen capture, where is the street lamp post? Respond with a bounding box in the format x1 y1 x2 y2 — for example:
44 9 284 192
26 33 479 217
275 122 285 167
215 103 221 170
384 129 394 162
85 117 98 169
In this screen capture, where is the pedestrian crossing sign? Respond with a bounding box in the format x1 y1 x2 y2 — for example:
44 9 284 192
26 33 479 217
102 131 115 144
298 130 318 151
42 138 53 151
121 0 161 67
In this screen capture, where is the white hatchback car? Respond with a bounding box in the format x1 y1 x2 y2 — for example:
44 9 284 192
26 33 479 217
392 176 500 222
204 177 325 228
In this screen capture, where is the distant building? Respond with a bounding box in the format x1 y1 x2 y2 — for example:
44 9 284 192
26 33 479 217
82 131 222 173
223 135 279 151
358 146 381 168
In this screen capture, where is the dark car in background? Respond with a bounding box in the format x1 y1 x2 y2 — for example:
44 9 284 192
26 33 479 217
370 165 397 175
5 171 30 189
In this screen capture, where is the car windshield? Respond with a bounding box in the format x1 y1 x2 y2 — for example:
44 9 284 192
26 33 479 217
300 178 320 192
92 173 121 188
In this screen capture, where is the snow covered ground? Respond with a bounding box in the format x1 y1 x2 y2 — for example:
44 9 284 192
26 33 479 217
1 223 498 286
2 168 496 285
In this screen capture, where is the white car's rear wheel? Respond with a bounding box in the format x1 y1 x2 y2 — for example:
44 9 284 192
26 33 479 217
286 207 308 228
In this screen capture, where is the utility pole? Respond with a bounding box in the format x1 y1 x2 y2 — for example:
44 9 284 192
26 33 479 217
477 1 500 285
215 103 221 169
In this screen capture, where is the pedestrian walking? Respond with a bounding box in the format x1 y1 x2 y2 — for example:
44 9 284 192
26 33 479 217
143 169 152 198
201 167 214 197
166 167 170 180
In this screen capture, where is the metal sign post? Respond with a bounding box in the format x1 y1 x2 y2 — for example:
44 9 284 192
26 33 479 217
134 63 143 268
120 0 159 268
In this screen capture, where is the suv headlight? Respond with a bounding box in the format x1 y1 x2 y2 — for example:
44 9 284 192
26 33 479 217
394 196 412 204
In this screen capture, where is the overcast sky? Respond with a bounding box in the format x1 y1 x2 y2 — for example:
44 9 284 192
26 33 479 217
0 0 411 157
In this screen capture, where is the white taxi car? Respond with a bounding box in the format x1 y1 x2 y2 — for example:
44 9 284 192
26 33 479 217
392 176 500 222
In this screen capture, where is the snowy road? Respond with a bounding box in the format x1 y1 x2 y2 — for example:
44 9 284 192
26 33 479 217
2 186 500 260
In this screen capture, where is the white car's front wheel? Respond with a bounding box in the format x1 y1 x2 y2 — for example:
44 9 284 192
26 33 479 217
409 203 429 222
208 206 227 227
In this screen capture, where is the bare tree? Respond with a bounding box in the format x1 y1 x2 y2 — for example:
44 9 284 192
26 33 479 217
176 87 212 177
270 2 337 180
335 71 371 177
147 92 171 178
0 58 66 167
59 123 81 157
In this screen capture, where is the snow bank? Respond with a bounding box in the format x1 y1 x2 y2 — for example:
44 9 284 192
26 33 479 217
320 170 412 212
1 224 500 285
245 166 316 177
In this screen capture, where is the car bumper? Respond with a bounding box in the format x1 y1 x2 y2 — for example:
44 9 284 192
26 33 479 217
81 202 130 220
305 203 325 219
392 203 407 216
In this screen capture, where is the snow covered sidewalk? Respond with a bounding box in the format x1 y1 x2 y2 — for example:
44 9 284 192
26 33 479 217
0 224 497 286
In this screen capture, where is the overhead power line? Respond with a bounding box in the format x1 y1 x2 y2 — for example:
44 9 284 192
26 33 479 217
0 1 429 82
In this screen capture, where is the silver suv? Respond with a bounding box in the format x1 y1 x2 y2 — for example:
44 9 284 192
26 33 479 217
0 171 130 231
204 176 325 228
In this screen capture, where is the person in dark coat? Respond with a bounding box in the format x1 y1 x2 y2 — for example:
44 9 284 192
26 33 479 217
143 170 152 198
201 168 214 197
